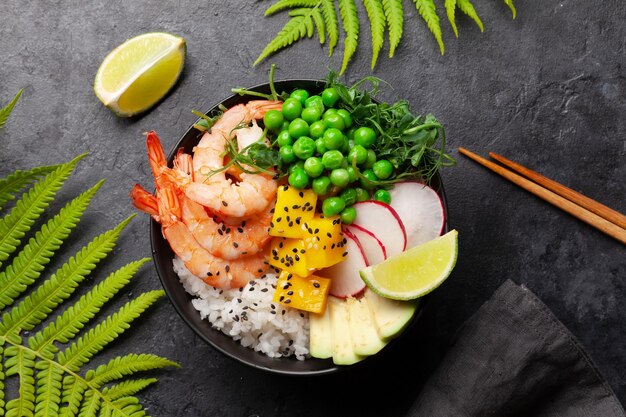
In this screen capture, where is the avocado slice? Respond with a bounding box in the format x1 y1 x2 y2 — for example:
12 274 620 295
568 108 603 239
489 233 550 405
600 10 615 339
346 297 387 356
329 297 363 365
363 289 418 339
309 306 333 359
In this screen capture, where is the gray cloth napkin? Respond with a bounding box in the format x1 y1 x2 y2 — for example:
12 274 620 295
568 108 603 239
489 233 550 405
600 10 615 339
411 280 626 417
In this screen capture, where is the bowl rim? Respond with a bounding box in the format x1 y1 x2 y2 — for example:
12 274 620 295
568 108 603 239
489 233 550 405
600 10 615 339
149 78 450 376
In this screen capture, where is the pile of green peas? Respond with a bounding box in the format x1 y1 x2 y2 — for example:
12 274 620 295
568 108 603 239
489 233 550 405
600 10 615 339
263 87 395 224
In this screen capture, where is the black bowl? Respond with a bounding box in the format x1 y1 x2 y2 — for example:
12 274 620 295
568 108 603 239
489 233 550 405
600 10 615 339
150 79 449 375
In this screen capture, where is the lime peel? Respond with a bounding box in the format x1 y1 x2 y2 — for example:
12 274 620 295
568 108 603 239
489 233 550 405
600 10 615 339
359 230 458 300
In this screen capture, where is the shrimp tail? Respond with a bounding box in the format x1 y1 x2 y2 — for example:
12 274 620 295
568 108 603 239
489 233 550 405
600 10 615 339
130 184 159 218
146 130 169 179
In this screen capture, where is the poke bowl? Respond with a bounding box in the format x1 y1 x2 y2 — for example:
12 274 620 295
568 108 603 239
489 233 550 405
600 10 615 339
145 78 451 375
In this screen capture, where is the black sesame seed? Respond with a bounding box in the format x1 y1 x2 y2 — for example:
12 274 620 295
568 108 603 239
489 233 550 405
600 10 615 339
288 221 293 227
270 221 275 228
207 272 213 276
257 269 263 273
299 191 304 198
233 242 239 248
327 232 332 238
261 288 268 292
283 185 289 191
222 201 228 206
225 228 231 234
241 251 247 255
287 290 294 296
216 271 220 275
279 295 284 301
295 217 301 225
270 208 275 213
314 228 319 234
237 227 244 233
292 248 298 253
225 265 230 272
342 252 348 257
217 229 223 235
313 282 320 288
276 217 282 222
237 298 242 303
279 241 284 248
270 310 276 314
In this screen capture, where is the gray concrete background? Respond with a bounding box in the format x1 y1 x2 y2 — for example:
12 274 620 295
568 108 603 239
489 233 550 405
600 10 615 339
0 0 625 416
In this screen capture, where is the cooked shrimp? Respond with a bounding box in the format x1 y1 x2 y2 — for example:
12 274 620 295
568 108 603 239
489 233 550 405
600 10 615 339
130 183 160 220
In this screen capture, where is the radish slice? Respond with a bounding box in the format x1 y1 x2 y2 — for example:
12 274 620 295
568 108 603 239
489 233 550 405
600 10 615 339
389 182 445 249
352 201 407 257
325 231 367 298
345 224 386 264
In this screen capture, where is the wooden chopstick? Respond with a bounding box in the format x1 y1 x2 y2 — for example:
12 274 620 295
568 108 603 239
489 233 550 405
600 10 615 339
458 147 626 245
488 152 626 230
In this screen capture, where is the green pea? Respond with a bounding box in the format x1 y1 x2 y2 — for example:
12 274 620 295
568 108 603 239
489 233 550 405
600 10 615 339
348 145 368 165
363 149 377 168
353 126 377 148
323 128 345 150
374 189 391 204
323 108 338 117
337 109 353 129
330 168 350 188
289 160 305 174
360 169 378 190
276 130 292 147
322 87 340 108
373 159 394 179
322 196 346 217
280 120 290 131
304 95 325 114
340 188 357 206
290 89 310 106
282 98 302 121
346 166 357 183
263 110 284 132
355 187 370 202
315 138 327 155
322 150 344 170
346 127 356 140
323 113 346 131
309 120 326 139
289 168 310 189
340 207 357 225
288 118 310 139
312 176 331 195
292 136 316 160
304 157 324 178
279 145 296 164
301 107 322 124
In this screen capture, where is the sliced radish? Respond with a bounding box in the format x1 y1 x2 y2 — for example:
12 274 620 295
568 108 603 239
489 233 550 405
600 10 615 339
352 201 407 257
389 182 445 249
325 231 367 298
345 224 386 264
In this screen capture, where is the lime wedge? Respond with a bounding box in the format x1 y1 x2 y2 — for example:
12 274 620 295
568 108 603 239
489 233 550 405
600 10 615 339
359 230 458 300
94 32 186 117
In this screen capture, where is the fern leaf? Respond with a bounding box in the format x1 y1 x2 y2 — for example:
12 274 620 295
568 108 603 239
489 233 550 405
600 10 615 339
101 379 157 401
289 9 316 37
0 180 103 313
321 0 339 55
28 257 148 357
0 212 132 339
382 0 403 57
504 0 516 18
0 89 23 130
0 343 5 413
265 0 319 16
85 353 179 388
4 346 36 417
58 375 87 417
338 0 359 74
311 8 326 44
413 0 444 55
34 361 62 417
111 396 146 417
457 0 484 31
0 154 85 268
77 390 100 417
362 0 386 69
57 290 165 373
255 15 311 65
0 164 59 211
445 0 458 37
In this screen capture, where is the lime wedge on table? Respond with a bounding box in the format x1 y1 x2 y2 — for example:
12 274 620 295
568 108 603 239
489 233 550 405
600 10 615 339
94 32 186 117
360 230 458 300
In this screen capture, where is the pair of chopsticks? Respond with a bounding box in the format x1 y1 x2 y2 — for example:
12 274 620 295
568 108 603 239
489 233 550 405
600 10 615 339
458 148 626 245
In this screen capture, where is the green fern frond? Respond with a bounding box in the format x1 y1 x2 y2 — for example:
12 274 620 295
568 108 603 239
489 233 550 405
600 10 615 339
362 0 386 69
289 9 316 37
0 89 23 130
0 343 5 412
28 257 148 358
106 396 146 417
445 0 458 37
34 361 62 417
504 0 516 18
0 154 85 268
0 209 132 340
78 390 99 417
321 0 339 55
413 0 444 55
311 8 326 44
265 0 319 16
86 353 179 388
4 346 36 417
457 0 483 32
0 164 60 211
58 290 164 372
338 0 359 74
255 14 313 65
0 180 103 313
101 379 157 402
382 0 403 57
58 376 87 417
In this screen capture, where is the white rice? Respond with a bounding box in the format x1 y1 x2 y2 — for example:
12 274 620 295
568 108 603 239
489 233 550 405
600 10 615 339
173 257 310 360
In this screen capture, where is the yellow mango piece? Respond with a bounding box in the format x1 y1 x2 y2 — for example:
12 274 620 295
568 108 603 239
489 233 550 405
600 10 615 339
302 215 346 269
268 237 311 277
273 270 331 314
269 185 317 238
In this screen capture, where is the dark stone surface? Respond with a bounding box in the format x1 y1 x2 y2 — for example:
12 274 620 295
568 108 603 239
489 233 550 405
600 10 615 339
0 0 624 415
